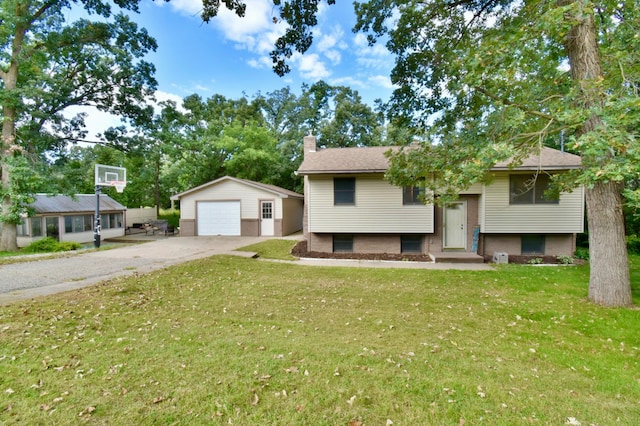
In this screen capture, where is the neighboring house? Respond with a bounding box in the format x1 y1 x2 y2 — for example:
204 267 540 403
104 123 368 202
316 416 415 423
171 176 304 237
17 194 126 247
296 136 584 261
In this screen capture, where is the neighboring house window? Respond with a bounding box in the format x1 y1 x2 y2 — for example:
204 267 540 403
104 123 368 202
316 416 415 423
17 217 44 237
510 174 558 204
522 235 545 255
403 186 423 205
17 219 28 236
102 213 123 230
64 215 93 233
31 217 43 236
333 235 354 253
334 178 355 205
401 235 423 253
46 217 59 239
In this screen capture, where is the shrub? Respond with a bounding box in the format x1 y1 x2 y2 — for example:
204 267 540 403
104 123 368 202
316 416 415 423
528 257 543 265
159 209 180 228
574 247 590 260
627 235 640 255
59 241 82 251
557 255 574 265
21 237 80 253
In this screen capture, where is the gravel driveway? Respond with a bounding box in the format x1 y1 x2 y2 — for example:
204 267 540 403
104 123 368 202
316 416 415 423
0 236 266 304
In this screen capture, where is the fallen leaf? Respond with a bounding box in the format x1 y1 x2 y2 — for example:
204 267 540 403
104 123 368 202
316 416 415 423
251 392 259 406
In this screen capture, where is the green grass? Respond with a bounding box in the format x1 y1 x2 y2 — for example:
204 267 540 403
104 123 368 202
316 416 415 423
0 254 638 425
237 239 299 260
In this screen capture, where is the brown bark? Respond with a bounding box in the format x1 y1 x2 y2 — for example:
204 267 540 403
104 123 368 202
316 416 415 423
560 0 632 306
586 182 632 306
0 13 27 252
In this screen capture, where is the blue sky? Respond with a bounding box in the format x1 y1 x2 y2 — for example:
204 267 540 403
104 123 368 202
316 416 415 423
144 0 395 101
75 0 397 138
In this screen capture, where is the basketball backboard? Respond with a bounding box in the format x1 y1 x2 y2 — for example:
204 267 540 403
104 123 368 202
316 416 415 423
95 164 126 192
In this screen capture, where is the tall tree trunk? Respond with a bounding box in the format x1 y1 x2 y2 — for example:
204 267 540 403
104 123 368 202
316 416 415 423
0 18 27 252
586 182 631 306
560 0 632 306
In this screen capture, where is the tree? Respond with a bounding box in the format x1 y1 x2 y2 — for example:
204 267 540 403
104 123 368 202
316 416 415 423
0 0 157 251
349 0 638 307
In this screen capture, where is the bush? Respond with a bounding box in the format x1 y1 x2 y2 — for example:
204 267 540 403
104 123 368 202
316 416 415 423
627 235 640 255
159 209 180 228
557 255 574 265
21 237 81 254
574 247 590 260
59 241 82 251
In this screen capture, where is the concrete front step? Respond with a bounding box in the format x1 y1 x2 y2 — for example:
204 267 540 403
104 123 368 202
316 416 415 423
429 252 485 264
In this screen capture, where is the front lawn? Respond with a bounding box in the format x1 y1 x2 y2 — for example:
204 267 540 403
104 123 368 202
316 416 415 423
0 252 638 425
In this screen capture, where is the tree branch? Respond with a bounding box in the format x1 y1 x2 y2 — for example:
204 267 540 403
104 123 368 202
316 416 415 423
475 87 556 121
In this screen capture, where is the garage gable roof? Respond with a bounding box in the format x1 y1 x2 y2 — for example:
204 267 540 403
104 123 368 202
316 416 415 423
171 176 303 200
32 194 125 214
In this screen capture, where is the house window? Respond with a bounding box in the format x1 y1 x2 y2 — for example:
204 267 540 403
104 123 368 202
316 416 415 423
333 235 354 253
522 235 545 255
401 235 423 253
64 215 93 233
17 219 28 236
31 217 43 236
46 217 59 239
101 213 123 230
510 174 558 204
334 178 355 205
403 186 423 205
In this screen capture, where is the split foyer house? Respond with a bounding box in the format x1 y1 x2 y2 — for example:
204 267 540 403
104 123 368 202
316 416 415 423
296 136 584 261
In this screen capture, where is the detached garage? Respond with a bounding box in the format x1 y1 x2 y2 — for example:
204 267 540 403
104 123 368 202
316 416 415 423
171 176 304 237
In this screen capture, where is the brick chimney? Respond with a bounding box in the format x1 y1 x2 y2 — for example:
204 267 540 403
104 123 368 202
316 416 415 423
303 135 316 157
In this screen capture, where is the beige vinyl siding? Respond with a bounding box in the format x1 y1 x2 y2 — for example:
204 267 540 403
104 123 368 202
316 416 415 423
180 180 284 220
481 173 584 233
459 182 483 195
307 175 434 233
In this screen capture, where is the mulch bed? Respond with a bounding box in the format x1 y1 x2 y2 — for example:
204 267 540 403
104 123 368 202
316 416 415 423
292 241 583 265
291 240 432 262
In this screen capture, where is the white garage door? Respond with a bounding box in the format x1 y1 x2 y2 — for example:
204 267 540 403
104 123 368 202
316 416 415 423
197 201 241 236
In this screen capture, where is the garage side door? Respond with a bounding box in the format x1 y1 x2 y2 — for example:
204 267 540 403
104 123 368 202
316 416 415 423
197 201 241 236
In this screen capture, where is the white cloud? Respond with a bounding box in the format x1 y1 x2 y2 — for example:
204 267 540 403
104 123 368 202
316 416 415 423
159 0 202 16
297 53 331 80
353 33 394 70
154 90 187 111
368 75 395 90
330 76 365 89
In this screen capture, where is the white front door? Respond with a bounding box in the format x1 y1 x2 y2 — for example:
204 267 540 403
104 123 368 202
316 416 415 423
444 201 466 249
260 200 274 236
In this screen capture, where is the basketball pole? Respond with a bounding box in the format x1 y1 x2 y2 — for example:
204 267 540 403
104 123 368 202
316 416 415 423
94 185 102 248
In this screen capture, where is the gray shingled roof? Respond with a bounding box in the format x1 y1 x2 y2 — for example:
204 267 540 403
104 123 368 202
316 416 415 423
297 146 581 175
171 176 303 200
297 146 397 174
492 147 582 170
32 194 126 214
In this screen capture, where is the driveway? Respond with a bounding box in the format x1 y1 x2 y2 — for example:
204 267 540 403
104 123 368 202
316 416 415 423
0 236 267 305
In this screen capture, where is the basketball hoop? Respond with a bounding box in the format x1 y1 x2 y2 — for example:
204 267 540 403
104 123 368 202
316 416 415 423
109 181 126 193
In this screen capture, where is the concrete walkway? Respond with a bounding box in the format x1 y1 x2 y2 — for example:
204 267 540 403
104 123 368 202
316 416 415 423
0 236 492 305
